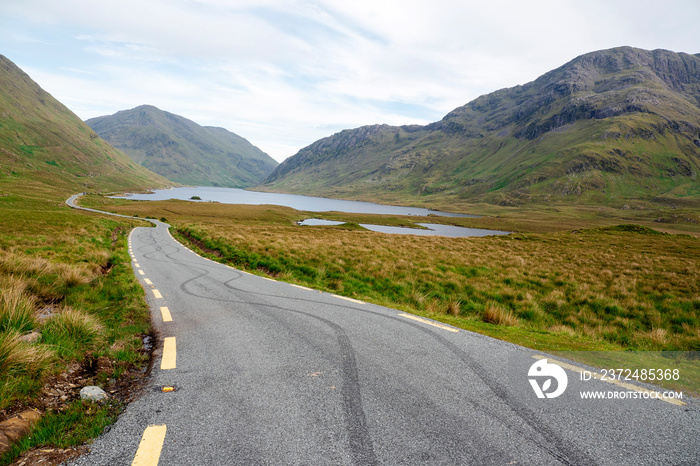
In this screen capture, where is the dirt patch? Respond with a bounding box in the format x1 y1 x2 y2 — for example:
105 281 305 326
110 227 127 246
10 446 86 466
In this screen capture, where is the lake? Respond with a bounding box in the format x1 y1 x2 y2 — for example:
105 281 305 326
117 186 473 217
116 187 508 237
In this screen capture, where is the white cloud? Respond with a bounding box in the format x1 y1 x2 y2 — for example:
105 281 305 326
4 0 700 162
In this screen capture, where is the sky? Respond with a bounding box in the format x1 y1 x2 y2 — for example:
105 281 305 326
2 1 699 163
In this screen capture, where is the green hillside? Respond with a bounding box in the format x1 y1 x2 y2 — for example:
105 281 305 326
261 47 700 209
0 55 170 198
0 55 173 461
86 106 278 188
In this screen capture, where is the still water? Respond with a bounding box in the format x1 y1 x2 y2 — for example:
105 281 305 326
117 186 472 217
117 187 508 237
299 219 508 237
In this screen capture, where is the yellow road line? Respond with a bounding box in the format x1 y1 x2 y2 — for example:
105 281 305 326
160 306 172 323
138 270 145 276
131 424 167 466
531 355 685 406
144 278 153 285
333 295 365 304
161 337 176 370
152 289 163 299
135 263 140 268
398 313 459 333
290 284 312 291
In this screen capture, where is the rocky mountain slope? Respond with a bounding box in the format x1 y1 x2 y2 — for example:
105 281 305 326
0 55 170 195
261 47 700 207
87 106 278 188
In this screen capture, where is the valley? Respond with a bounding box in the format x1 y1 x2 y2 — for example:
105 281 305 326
1 44 699 464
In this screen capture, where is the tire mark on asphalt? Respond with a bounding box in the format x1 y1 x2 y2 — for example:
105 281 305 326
136 224 587 464
407 325 591 465
283 308 377 466
204 271 588 463
179 277 377 464
133 227 247 286
132 229 376 464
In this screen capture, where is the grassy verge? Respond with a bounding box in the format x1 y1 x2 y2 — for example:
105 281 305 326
0 400 121 464
0 193 153 465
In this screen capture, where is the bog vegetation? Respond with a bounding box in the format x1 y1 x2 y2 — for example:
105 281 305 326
83 196 700 353
0 194 151 464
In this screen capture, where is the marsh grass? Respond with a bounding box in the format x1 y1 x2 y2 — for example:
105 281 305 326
87 197 700 353
483 302 519 326
42 308 105 358
0 193 152 419
175 220 699 351
0 277 36 333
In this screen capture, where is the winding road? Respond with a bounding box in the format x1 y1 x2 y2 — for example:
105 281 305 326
66 195 699 465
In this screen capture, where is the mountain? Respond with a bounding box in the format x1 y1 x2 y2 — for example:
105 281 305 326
261 47 700 207
0 55 170 196
86 106 278 188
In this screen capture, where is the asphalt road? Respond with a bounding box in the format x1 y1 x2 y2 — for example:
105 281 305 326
66 195 699 465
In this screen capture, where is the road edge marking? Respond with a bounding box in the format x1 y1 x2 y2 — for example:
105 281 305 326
290 284 312 291
161 337 176 370
131 424 167 466
398 313 459 333
333 295 365 304
531 355 685 406
160 306 172 323
152 289 163 299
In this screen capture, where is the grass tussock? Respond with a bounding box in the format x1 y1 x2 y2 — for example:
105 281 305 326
42 308 105 357
0 330 55 380
0 330 56 411
0 276 36 333
482 302 519 327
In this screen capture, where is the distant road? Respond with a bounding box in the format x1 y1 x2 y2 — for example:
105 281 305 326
66 195 699 465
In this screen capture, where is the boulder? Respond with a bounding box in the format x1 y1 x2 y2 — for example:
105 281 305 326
80 386 109 402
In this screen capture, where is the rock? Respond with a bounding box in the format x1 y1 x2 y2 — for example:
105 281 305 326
0 410 41 455
19 331 41 343
80 386 109 402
